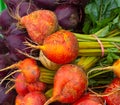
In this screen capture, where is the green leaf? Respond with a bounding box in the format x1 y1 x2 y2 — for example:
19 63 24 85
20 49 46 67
111 53 120 59
107 53 113 64
83 0 120 34
0 0 6 13
85 2 99 23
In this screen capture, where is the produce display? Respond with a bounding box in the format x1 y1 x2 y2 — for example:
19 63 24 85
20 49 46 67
0 0 120 105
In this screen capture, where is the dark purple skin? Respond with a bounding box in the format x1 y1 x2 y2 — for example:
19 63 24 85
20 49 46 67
0 38 9 54
5 34 31 60
53 0 90 8
1 1 38 33
33 0 58 10
54 4 79 30
33 0 82 10
57 0 81 5
4 0 22 11
17 2 38 17
0 54 13 77
4 0 38 16
3 23 27 37
0 9 16 31
0 83 17 105
7 51 21 62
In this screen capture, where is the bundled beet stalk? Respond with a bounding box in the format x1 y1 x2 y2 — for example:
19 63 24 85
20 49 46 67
74 23 120 71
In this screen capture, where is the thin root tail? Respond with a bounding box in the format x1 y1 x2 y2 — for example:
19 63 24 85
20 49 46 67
0 62 19 72
17 49 39 61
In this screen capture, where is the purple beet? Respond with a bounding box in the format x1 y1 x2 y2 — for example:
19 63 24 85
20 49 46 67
7 51 21 62
4 23 27 37
54 4 79 30
57 0 90 7
17 1 38 17
0 38 9 54
5 34 31 60
57 0 81 5
4 0 38 17
0 54 13 77
0 83 17 105
4 0 22 11
0 9 16 31
33 0 58 10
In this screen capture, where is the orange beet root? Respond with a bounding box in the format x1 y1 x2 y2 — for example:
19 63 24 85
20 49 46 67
15 73 29 96
44 64 87 104
23 91 47 105
15 95 24 105
27 81 46 92
0 58 40 84
42 30 79 64
72 93 104 105
25 30 79 64
20 10 58 44
18 58 40 83
103 77 120 105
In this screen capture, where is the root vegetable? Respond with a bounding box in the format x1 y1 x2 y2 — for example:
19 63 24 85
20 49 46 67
5 23 28 36
15 73 29 96
0 9 16 31
15 95 24 105
0 83 17 105
0 54 13 77
24 29 79 64
27 81 46 92
72 93 104 105
18 58 40 83
5 0 38 17
57 0 81 5
39 51 61 70
33 0 58 10
5 34 31 60
0 38 9 54
20 9 58 44
7 51 21 62
54 4 79 30
15 2 38 17
0 58 40 83
103 77 120 105
44 64 87 104
23 91 47 105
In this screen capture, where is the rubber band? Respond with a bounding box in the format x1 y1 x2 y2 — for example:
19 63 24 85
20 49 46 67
92 34 104 57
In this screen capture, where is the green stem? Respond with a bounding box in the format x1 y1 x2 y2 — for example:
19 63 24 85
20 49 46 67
77 56 100 71
75 34 120 42
79 42 115 49
78 48 120 56
74 22 120 75
109 31 120 37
